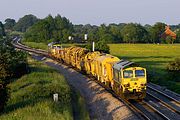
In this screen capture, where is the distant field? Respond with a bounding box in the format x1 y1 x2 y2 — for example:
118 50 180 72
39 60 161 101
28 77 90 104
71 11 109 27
109 44 180 69
109 44 180 93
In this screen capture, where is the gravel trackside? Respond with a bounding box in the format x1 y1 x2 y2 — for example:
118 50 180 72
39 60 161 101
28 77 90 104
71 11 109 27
43 58 139 120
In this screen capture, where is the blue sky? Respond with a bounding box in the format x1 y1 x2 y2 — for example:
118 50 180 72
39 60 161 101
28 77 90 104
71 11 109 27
0 0 179 25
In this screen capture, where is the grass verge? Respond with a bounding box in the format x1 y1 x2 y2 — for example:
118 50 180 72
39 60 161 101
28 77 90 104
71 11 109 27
21 41 48 50
0 56 89 120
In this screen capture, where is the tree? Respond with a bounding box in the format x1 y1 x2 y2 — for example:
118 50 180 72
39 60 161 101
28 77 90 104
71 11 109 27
4 18 16 30
175 29 180 43
149 22 166 43
95 40 110 53
86 40 110 53
24 14 73 43
14 14 39 32
0 21 5 38
121 23 149 43
109 25 123 43
97 24 116 43
73 24 99 43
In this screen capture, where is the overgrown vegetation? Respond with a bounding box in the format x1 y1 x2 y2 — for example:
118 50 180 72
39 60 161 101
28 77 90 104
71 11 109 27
0 57 89 119
0 36 28 112
0 57 72 119
0 22 28 112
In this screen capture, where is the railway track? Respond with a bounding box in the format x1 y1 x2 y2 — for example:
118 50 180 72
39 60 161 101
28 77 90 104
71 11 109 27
131 100 170 120
145 83 180 120
12 37 180 120
12 37 48 56
147 83 180 112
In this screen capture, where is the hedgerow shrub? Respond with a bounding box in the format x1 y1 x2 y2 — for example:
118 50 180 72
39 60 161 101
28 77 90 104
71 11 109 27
167 58 180 71
0 38 28 112
86 40 110 53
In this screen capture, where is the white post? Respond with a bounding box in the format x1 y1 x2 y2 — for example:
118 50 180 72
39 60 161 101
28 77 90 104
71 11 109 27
92 41 95 52
53 93 58 102
84 34 88 40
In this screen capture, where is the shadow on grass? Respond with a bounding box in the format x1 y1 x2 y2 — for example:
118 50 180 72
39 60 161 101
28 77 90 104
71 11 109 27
29 66 54 73
115 55 173 60
4 97 41 114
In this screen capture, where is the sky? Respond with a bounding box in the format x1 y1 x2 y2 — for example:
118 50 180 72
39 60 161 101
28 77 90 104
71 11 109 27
0 0 179 25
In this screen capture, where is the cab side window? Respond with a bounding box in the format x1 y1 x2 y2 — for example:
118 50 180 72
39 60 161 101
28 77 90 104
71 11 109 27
113 68 119 82
119 71 122 82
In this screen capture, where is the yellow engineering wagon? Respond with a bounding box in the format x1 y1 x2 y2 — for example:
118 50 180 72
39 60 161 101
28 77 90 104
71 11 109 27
75 47 89 70
48 44 62 59
93 54 120 85
84 51 101 74
64 46 75 65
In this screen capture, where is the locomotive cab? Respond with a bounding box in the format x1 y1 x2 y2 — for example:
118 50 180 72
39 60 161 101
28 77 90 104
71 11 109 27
122 67 147 93
112 60 147 100
48 43 62 59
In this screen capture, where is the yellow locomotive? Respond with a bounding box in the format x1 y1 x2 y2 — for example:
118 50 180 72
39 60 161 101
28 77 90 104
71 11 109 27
48 44 147 100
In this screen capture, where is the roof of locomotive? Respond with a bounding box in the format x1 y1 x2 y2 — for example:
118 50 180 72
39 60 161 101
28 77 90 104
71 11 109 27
96 54 120 63
113 60 134 70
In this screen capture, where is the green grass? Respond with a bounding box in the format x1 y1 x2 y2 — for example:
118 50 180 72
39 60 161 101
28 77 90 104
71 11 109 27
0 57 89 120
21 41 48 50
22 41 75 51
109 44 180 93
21 41 84 51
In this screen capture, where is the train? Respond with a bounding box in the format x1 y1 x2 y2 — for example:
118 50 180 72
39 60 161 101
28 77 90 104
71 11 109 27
48 43 147 100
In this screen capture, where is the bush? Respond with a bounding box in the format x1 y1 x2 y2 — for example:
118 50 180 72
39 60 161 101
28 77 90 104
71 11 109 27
0 84 9 112
166 58 180 84
167 58 180 71
86 40 110 53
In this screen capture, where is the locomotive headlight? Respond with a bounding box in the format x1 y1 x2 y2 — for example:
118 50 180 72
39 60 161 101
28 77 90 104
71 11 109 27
141 83 146 86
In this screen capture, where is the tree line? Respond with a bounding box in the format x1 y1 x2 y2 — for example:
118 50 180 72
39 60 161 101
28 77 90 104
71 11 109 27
2 14 180 44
